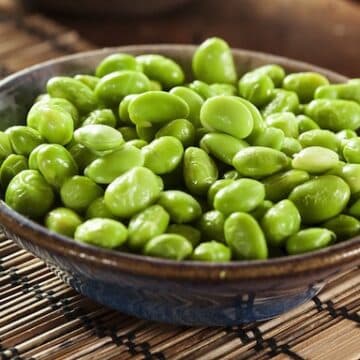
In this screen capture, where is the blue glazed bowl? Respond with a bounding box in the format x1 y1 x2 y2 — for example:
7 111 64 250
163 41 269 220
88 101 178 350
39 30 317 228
0 45 359 326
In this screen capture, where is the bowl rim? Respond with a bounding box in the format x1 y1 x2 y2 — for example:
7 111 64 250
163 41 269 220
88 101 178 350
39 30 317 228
0 44 359 282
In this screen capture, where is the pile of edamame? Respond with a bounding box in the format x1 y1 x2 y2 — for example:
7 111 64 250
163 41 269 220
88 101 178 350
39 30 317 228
2 37 360 261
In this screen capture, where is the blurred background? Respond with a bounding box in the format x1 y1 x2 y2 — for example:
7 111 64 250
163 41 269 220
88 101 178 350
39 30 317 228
2 0 360 77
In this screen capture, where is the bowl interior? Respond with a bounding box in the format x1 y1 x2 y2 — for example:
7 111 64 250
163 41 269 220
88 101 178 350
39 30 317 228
0 44 359 282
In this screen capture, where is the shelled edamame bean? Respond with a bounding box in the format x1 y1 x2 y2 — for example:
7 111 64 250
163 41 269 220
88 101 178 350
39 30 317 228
2 37 360 262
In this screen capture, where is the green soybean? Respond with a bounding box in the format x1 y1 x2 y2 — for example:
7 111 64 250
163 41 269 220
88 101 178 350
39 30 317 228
85 197 117 220
281 137 302 156
136 124 160 142
167 224 201 247
323 214 360 240
5 170 54 219
342 138 360 163
149 80 162 91
239 72 274 107
82 109 117 128
233 146 289 178
28 144 47 170
144 234 193 260
305 99 360 131
250 200 274 221
128 91 189 127
263 169 310 202
336 129 357 146
289 175 350 224
37 97 80 128
35 94 50 102
0 132 13 162
47 76 97 113
27 102 74 145
136 54 185 88
223 170 241 180
283 72 329 103
157 190 202 223
214 179 265 215
74 124 124 154
118 94 139 124
68 143 98 172
96 53 140 77
210 83 237 96
85 145 144 184
126 139 148 149
61 175 104 213
200 96 254 139
262 89 299 117
292 146 339 173
74 218 128 249
236 98 266 141
315 82 360 103
298 129 340 153
286 228 335 255
169 86 204 127
74 74 100 90
252 64 285 87
37 144 78 189
207 179 234 206
118 126 138 141
296 115 320 133
188 80 214 99
261 200 301 246
224 212 268 260
192 37 237 84
104 167 163 218
5 126 43 156
251 127 285 150
95 70 150 107
349 199 360 219
45 207 82 237
128 205 170 250
183 147 218 195
192 241 231 262
200 133 248 165
328 163 360 194
0 154 28 189
142 136 184 175
197 210 226 243
155 119 195 148
265 112 298 138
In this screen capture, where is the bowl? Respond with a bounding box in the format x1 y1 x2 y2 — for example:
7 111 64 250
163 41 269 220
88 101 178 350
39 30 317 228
19 0 195 16
0 45 359 326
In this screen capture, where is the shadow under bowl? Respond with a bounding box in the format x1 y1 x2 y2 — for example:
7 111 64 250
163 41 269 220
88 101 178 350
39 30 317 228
0 45 359 326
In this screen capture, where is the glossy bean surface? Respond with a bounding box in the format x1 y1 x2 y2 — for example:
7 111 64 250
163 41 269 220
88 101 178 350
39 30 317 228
224 212 268 260
192 37 237 84
104 167 163 218
289 175 350 224
75 218 128 249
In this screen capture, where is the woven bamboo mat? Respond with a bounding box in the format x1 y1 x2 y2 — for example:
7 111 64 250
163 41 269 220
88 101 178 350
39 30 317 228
0 2 360 359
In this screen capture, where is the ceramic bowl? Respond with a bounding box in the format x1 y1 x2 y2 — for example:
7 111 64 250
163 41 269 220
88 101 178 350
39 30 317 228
0 45 359 326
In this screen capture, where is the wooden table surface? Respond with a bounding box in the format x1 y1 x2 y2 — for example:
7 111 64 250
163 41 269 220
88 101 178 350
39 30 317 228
24 0 360 78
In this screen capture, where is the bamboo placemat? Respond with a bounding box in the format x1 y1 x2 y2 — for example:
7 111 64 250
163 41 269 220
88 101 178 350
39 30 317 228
0 2 360 359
